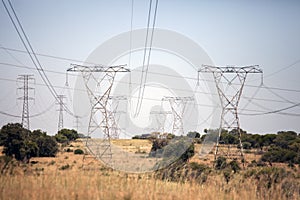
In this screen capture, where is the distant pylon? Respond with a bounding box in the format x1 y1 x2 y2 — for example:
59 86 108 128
67 64 130 163
198 65 263 163
108 96 127 139
150 110 172 134
17 74 34 130
57 95 66 131
162 96 194 135
74 115 80 132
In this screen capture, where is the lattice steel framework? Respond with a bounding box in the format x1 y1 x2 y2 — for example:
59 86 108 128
67 64 130 161
107 96 127 139
17 74 34 130
74 115 81 132
162 96 194 135
150 110 172 135
56 95 66 131
198 65 262 162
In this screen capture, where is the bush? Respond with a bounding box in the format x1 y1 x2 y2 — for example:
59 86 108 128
149 139 169 157
59 164 70 170
261 147 298 164
36 134 58 157
215 156 227 170
229 160 241 173
65 148 73 152
55 129 79 144
0 123 59 162
242 142 252 149
74 149 84 155
1 123 30 161
189 162 207 172
223 169 231 184
187 131 200 138
162 138 194 162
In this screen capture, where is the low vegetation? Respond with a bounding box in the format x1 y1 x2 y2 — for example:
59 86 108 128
0 123 58 162
0 123 299 199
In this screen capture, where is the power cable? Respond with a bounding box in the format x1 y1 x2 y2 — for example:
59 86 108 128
134 0 159 117
1 0 76 118
0 101 56 118
128 0 134 69
0 72 297 108
264 59 300 80
134 0 153 116
1 46 300 94
240 101 300 116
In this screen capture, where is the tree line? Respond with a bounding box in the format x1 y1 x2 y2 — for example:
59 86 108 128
0 123 80 162
136 129 300 165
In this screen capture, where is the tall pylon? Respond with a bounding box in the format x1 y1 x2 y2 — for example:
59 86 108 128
17 74 34 130
162 96 194 135
57 95 66 132
67 64 130 163
107 96 127 139
198 65 263 163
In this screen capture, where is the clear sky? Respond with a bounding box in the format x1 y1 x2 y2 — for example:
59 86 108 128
0 0 299 136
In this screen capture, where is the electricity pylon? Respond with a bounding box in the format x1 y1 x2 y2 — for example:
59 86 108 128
74 115 81 132
198 65 262 163
150 110 172 135
56 95 66 131
17 74 34 130
107 96 127 139
67 64 130 163
162 96 194 135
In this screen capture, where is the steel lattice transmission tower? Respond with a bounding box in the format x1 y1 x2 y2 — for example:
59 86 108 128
74 115 81 132
198 65 262 162
150 110 172 135
162 96 194 135
57 95 66 131
67 64 130 162
17 74 34 130
107 96 127 139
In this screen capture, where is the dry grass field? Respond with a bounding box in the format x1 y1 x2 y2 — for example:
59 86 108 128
0 140 299 200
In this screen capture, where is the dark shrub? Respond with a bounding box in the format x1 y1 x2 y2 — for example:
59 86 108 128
74 149 84 155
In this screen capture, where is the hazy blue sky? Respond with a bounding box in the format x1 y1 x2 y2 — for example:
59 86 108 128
0 0 299 135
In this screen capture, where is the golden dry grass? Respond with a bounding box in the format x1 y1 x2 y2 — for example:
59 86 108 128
0 140 299 200
1 167 298 200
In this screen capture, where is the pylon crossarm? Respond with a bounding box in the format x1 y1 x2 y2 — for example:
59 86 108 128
199 64 262 74
67 63 130 73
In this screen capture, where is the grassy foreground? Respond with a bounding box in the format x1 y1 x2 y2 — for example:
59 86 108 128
0 140 299 200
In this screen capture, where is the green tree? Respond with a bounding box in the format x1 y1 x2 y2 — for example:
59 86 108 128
36 134 58 157
187 131 200 138
1 123 31 161
274 131 297 149
261 134 277 147
241 141 252 149
0 123 59 162
220 132 238 144
55 129 79 143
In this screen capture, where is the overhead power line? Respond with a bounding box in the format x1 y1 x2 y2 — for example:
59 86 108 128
0 101 56 118
134 0 159 117
1 0 76 118
240 102 300 116
0 69 296 107
1 46 300 94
